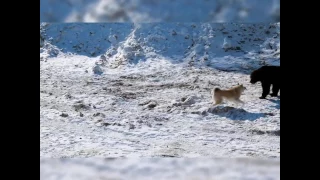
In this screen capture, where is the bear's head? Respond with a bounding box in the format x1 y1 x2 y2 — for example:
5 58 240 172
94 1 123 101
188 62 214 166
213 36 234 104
250 70 260 84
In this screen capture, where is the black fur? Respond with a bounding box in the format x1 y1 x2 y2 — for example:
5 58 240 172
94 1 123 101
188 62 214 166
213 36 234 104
250 66 280 99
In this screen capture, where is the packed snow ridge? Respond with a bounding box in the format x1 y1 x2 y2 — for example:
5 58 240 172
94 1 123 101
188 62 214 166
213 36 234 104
40 22 279 72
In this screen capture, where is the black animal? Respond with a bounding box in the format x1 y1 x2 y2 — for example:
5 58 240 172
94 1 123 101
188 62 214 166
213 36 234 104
250 66 280 99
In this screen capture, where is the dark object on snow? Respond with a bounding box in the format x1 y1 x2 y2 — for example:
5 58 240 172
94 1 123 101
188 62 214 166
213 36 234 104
250 66 280 99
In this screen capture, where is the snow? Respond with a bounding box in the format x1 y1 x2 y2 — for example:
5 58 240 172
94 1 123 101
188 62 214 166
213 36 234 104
40 23 280 159
40 22 280 179
40 158 280 180
40 0 280 23
40 22 280 159
41 23 279 71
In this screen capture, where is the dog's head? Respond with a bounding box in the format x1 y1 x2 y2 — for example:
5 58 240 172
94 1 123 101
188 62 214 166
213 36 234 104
237 83 247 92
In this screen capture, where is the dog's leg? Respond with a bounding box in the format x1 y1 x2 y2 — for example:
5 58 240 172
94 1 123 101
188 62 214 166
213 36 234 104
235 99 244 104
213 96 223 106
234 99 244 108
213 101 222 106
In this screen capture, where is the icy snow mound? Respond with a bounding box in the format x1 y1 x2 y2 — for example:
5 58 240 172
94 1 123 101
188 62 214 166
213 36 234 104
40 22 280 72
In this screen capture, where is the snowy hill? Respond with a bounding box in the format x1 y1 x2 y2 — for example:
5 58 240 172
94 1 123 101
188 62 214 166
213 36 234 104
40 22 280 158
40 22 279 72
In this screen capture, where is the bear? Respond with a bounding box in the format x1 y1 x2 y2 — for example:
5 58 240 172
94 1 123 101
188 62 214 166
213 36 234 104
250 66 280 99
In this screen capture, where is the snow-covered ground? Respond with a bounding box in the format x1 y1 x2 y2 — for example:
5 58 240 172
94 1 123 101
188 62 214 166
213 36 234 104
40 158 280 180
40 22 280 159
40 0 280 22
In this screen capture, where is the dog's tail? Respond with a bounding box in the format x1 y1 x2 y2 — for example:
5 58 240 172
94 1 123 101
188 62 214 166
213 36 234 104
211 87 221 95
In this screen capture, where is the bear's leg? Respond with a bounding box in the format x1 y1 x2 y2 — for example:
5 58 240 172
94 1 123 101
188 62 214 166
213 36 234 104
260 82 271 99
270 83 280 97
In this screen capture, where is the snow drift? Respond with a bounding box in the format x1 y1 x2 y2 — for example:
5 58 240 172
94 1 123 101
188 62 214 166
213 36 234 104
40 22 279 72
